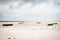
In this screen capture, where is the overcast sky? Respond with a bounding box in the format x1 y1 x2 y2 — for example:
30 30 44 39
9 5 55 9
0 0 60 21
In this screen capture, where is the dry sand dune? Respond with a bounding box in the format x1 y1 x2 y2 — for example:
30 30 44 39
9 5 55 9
0 21 60 40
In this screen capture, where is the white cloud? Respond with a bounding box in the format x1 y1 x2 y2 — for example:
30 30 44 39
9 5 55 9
0 1 60 21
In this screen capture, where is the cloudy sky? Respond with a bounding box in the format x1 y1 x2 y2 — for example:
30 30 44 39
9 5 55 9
0 0 60 21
